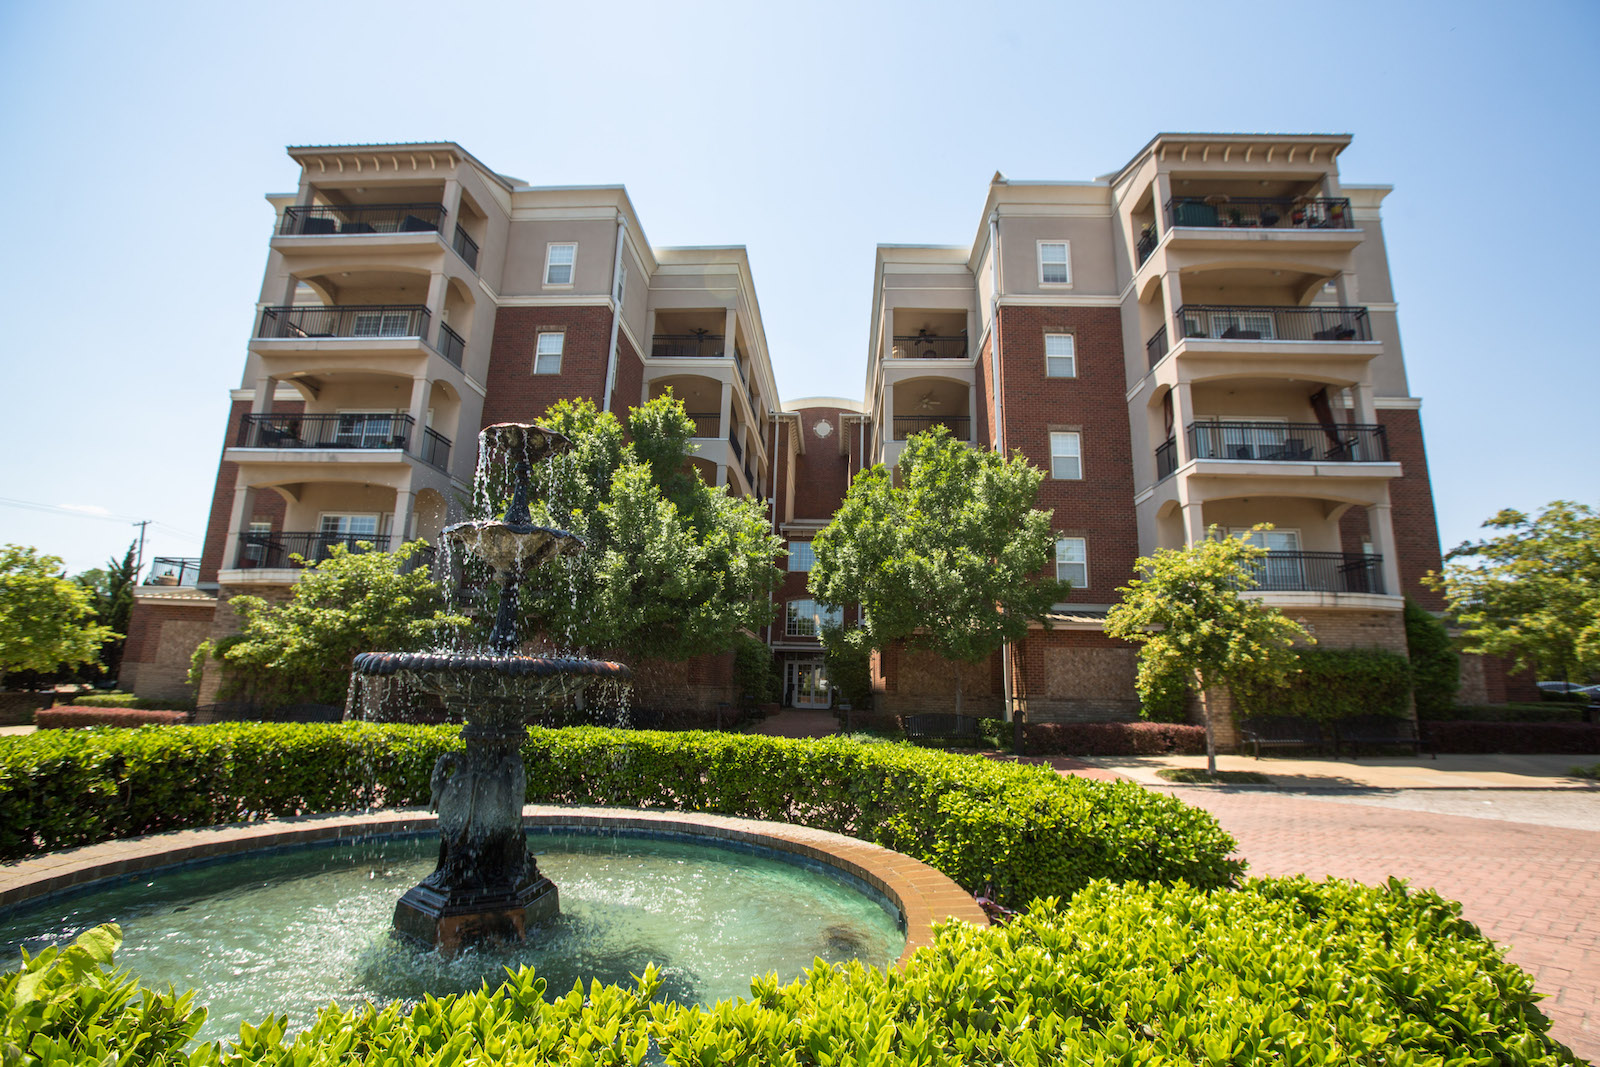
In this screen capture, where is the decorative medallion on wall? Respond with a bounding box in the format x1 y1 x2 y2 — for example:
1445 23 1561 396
813 419 833 439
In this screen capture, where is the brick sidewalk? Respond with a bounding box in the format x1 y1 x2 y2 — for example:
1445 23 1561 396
1164 786 1599 1061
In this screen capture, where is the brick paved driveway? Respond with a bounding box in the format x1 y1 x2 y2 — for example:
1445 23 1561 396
1162 786 1600 1061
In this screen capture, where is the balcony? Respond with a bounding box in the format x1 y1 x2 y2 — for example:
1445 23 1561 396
257 304 430 342
1245 551 1385 596
236 413 415 450
1146 325 1169 369
451 225 479 270
1155 437 1177 480
890 334 967 360
651 333 726 359
279 203 445 236
143 557 201 586
1176 305 1371 343
893 415 970 441
1166 196 1352 231
437 323 466 367
686 411 720 437
419 427 451 471
1188 422 1389 463
235 532 391 570
1135 227 1159 267
728 431 744 463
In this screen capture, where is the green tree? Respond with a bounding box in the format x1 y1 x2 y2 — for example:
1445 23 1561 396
808 427 1066 716
1404 598 1459 716
0 545 117 688
515 394 784 663
1104 527 1311 772
200 541 464 705
75 541 137 680
1426 500 1600 682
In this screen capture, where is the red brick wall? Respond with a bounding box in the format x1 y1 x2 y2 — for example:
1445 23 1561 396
198 398 302 583
122 600 217 701
123 601 214 665
998 306 1137 603
975 333 995 447
1340 408 1445 609
609 332 643 419
480 306 613 427
875 640 1003 715
789 406 854 521
1013 627 1141 721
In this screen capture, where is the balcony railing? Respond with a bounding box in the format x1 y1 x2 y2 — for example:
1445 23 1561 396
143 557 201 586
1164 196 1352 231
437 323 466 367
1155 437 1177 480
651 333 725 358
1188 421 1389 463
237 413 415 450
686 411 719 437
235 532 391 570
1146 325 1169 369
891 335 968 360
419 427 452 471
1135 227 1159 267
893 415 970 441
452 225 479 270
728 431 744 463
279 203 445 236
1176 305 1371 343
258 304 430 341
1245 551 1385 596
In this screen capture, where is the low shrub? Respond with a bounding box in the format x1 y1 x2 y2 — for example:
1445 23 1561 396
1430 702 1592 723
0 691 52 726
37 708 189 729
1572 762 1599 780
1405 597 1460 715
1024 720 1207 756
1236 647 1412 721
68 691 197 711
0 723 1240 904
1421 720 1600 755
1157 767 1271 785
12 877 1578 1065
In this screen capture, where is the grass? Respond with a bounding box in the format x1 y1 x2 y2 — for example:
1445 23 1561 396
1158 767 1273 785
1571 762 1600 781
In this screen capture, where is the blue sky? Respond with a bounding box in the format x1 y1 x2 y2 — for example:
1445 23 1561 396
1 0 1596 575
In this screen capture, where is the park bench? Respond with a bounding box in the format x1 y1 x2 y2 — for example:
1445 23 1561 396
1237 716 1328 759
1334 715 1431 759
903 713 982 745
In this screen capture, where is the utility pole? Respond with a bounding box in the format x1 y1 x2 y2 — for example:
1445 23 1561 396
131 520 150 582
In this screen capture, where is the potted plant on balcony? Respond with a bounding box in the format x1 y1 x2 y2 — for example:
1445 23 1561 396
1260 204 1281 228
1329 201 1346 223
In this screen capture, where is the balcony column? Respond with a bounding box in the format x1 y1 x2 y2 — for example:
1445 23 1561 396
1366 500 1402 597
224 483 259 570
1171 379 1195 464
440 179 463 229
1350 381 1377 427
423 271 448 346
394 488 419 547
722 307 739 361
883 381 895 442
1151 171 1173 237
1160 269 1185 342
405 377 430 454
251 374 278 416
718 379 733 443
1180 500 1208 546
1331 270 1359 306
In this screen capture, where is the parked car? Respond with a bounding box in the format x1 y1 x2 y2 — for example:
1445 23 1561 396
1537 681 1600 702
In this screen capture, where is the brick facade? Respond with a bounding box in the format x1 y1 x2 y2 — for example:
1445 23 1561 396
480 306 615 427
610 333 643 419
1014 628 1140 722
875 643 1003 716
120 599 216 701
195 583 298 704
1339 408 1445 610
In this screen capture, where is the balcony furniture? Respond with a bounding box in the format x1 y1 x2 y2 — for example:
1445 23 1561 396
1220 326 1262 340
280 203 446 237
400 214 434 232
1239 716 1329 758
1172 200 1219 227
1334 715 1430 759
340 221 376 234
300 216 337 235
1312 326 1359 341
1231 445 1252 460
904 713 981 746
1166 197 1352 231
1271 439 1312 461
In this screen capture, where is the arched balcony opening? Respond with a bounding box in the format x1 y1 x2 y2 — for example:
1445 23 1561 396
891 376 971 441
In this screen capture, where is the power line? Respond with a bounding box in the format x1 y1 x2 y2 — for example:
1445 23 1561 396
0 496 201 542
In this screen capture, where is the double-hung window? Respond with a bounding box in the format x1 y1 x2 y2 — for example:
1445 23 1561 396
1231 527 1303 590
788 541 815 572
318 513 380 561
1049 431 1082 479
1038 241 1071 285
786 598 840 637
545 243 576 285
1055 537 1087 588
534 332 564 374
352 310 413 338
1044 333 1076 377
335 410 397 448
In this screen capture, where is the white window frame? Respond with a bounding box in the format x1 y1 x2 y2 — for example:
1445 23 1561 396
1037 240 1072 286
786 598 840 637
788 541 815 572
1055 537 1087 589
1230 527 1303 590
334 409 399 448
351 310 414 338
1044 333 1076 378
243 520 273 566
534 332 564 375
544 242 576 286
1049 431 1082 480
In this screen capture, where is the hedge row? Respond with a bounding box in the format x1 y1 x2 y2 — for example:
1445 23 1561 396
37 707 190 729
1024 720 1207 756
0 723 1240 904
1236 647 1412 722
1423 720 1600 755
68 691 198 711
9 876 1577 1066
1430 703 1593 723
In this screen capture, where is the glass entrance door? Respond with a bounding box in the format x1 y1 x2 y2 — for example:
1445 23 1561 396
786 659 831 709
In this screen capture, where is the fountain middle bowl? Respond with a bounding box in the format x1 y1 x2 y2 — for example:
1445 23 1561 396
442 520 583 575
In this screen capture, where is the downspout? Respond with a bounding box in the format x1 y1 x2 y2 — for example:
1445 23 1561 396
990 210 1019 746
600 214 628 414
767 410 779 652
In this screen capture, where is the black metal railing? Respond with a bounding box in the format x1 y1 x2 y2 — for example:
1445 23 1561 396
451 225 479 270
437 323 466 367
743 458 756 489
893 415 971 441
733 350 749 383
892 335 968 359
1187 421 1389 463
1135 227 1159 266
257 304 430 341
728 431 744 463
1146 325 1169 369
279 203 445 236
236 413 415 450
651 333 725 358
420 427 452 470
686 411 720 437
235 532 391 570
1176 305 1371 343
1155 437 1177 480
143 557 201 586
1244 551 1385 595
1164 196 1352 231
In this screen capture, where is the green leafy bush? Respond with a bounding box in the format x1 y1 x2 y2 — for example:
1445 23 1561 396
1434 702 1591 723
69 691 197 711
1024 721 1207 756
730 632 780 704
12 878 1579 1066
1236 647 1412 722
1406 597 1460 716
0 723 1239 904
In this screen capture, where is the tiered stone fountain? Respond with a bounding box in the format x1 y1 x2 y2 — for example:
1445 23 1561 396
352 423 629 952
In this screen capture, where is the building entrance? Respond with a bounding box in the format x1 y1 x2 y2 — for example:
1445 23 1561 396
785 658 831 709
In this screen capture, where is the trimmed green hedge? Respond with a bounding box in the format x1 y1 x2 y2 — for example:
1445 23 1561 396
37 707 190 729
1236 647 1412 722
0 723 1239 904
69 691 197 711
8 877 1579 1065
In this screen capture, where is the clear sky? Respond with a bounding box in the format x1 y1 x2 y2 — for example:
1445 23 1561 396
1 0 1595 576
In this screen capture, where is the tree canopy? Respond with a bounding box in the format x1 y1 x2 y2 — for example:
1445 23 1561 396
75 542 137 680
0 545 117 687
1426 500 1600 681
1104 526 1310 771
808 427 1066 713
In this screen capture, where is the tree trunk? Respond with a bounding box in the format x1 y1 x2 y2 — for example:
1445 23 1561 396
954 669 963 718
1197 671 1217 775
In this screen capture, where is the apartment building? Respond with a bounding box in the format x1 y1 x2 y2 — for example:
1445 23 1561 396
124 135 1527 718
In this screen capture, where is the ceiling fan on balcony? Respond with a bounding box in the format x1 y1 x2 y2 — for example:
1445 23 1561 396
916 389 941 411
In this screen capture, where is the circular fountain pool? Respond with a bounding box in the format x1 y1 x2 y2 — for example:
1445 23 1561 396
0 830 905 1042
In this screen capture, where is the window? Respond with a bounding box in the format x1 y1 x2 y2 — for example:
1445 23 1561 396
1044 333 1076 377
1049 431 1081 479
334 410 397 448
1038 241 1071 285
786 599 840 637
1231 527 1303 590
615 262 627 304
788 541 815 572
318 513 380 561
242 520 272 566
534 332 564 374
352 311 413 337
1055 537 1087 588
545 243 576 285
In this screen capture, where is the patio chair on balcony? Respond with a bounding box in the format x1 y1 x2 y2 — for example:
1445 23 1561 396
1312 326 1358 340
299 216 337 235
1220 326 1262 340
340 221 376 234
1232 444 1253 460
400 214 435 232
1273 438 1312 461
